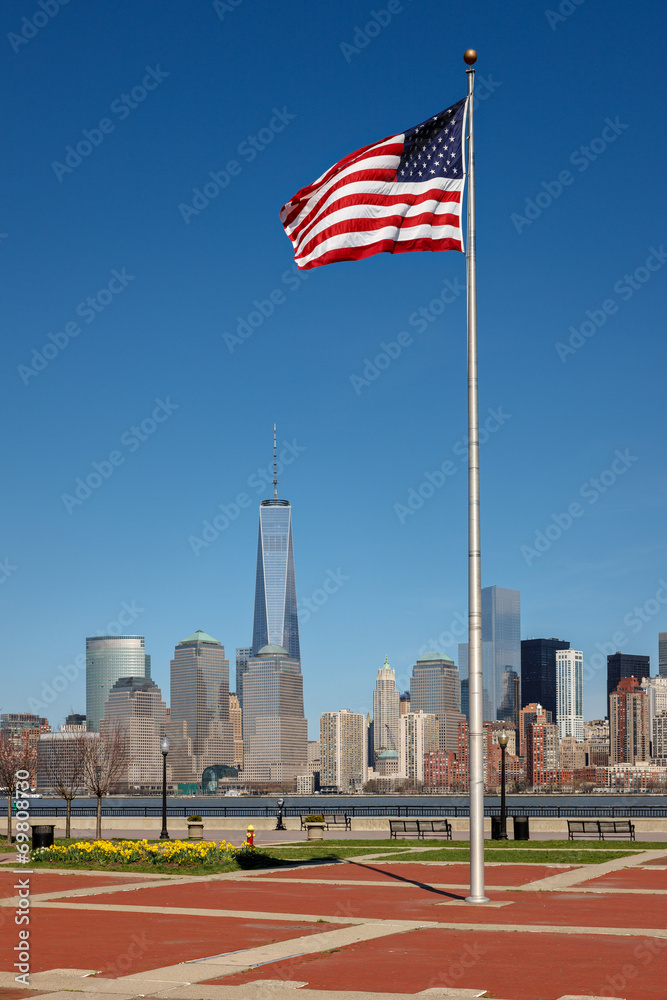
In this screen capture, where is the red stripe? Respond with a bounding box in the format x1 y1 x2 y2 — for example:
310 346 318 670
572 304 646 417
290 187 462 250
280 138 403 221
283 166 400 236
297 236 464 270
295 206 463 261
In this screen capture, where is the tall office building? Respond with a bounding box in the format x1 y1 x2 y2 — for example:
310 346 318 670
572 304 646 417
101 677 167 787
652 713 667 764
607 652 650 721
497 668 520 728
410 652 464 755
457 643 493 720
373 656 400 761
242 644 308 782
399 711 439 783
229 693 243 769
659 633 667 679
251 441 300 661
556 649 584 741
86 635 151 732
610 677 649 765
169 630 234 779
235 647 251 710
640 676 667 745
483 586 521 720
459 585 520 720
410 653 461 714
519 703 552 758
320 709 367 792
521 638 570 723
526 711 559 784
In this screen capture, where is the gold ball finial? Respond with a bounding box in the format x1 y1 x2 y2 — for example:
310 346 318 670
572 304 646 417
463 49 478 66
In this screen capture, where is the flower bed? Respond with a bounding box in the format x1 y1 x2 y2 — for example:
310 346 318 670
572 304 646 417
32 837 256 868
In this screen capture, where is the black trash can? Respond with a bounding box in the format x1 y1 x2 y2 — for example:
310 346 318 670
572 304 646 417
513 815 529 841
31 825 55 849
490 816 501 840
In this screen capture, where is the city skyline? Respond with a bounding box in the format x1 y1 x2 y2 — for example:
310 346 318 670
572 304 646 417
15 596 666 740
3 4 667 740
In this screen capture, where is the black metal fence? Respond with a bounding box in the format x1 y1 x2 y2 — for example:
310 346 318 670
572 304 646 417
19 803 667 819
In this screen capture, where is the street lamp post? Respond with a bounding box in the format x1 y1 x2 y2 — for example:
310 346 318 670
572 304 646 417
498 730 509 840
160 736 170 840
276 797 285 831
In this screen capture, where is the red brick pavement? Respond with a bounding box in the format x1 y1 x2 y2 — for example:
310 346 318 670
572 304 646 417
577 865 667 890
62 872 667 928
0 870 145 895
0 906 344 978
206 926 667 1000
255 861 578 886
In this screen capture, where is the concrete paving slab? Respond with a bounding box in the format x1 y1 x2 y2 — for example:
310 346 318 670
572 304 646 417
518 848 666 890
152 987 497 1000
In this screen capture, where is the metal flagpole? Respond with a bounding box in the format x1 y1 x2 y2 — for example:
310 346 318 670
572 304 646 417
463 48 489 905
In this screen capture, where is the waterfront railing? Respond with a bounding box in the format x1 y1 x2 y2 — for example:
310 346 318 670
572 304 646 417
19 803 667 819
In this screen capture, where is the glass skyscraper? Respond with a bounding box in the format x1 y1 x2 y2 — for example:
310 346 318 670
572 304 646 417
458 586 520 721
483 585 520 720
251 499 300 661
86 635 151 732
521 637 570 723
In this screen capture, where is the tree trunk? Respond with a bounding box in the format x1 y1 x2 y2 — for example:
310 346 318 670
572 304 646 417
6 793 11 844
96 795 102 840
65 797 72 839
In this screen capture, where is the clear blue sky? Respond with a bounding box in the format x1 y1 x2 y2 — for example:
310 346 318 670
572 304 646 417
2 0 666 736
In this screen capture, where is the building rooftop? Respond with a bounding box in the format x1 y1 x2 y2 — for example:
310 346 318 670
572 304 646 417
416 652 455 664
179 630 221 645
256 644 289 656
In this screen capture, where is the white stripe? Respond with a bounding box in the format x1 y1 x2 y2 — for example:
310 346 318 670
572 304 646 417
292 131 403 197
282 150 402 231
288 177 465 248
292 190 463 256
296 217 463 267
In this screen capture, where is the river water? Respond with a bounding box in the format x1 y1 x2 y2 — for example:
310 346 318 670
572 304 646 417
7 792 666 812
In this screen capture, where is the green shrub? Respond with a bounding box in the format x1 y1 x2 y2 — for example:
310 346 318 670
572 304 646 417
304 814 324 823
187 815 202 823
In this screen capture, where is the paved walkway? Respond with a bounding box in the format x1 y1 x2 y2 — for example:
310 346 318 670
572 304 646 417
1 844 667 1000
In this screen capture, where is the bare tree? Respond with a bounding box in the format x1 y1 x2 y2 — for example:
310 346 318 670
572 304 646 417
0 735 36 842
43 734 87 839
82 723 129 840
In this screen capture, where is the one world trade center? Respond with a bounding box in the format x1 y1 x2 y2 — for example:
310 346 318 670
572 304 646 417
250 430 301 663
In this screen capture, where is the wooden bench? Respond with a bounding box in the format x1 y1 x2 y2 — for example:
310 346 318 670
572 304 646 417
568 819 635 841
567 820 602 839
389 818 452 840
300 813 351 831
323 813 351 831
598 820 635 840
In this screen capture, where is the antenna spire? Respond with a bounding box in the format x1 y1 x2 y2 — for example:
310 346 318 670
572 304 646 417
273 424 278 499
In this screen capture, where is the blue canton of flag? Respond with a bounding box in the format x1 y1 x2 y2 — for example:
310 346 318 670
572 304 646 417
397 99 465 182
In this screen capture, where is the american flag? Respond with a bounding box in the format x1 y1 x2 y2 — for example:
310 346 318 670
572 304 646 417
280 98 467 271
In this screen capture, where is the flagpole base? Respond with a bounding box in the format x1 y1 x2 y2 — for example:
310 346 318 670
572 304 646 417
465 895 490 904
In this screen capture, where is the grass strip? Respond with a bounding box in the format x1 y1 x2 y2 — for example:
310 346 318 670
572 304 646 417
379 848 638 864
276 838 667 851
